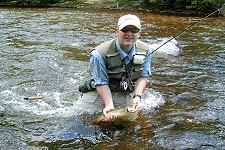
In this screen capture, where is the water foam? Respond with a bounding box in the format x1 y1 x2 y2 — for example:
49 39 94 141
0 87 165 119
149 38 180 56
142 88 165 111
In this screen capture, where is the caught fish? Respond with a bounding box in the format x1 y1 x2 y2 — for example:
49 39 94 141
91 106 139 125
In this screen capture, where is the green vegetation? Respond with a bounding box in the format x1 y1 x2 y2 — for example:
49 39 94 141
0 0 224 15
0 0 86 6
142 0 225 14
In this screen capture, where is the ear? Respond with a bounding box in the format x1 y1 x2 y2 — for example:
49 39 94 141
138 31 142 37
115 27 119 35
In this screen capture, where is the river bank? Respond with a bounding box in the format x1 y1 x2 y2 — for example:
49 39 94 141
1 0 224 16
0 0 140 10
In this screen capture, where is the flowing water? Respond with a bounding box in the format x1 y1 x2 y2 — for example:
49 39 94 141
0 7 224 149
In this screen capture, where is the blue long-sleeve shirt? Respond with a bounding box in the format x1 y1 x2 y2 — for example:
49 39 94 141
90 38 152 86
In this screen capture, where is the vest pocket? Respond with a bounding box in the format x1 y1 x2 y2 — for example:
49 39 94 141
133 54 145 64
106 53 122 69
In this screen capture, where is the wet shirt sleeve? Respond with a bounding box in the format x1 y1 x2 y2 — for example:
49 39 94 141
90 50 109 86
141 46 152 77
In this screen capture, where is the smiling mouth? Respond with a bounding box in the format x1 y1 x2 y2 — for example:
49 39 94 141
125 37 133 40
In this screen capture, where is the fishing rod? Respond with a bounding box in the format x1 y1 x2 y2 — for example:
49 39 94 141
149 4 225 55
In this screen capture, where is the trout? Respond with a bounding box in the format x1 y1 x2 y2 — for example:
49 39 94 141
91 106 138 125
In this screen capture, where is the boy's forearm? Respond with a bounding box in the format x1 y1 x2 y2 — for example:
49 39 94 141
96 85 114 107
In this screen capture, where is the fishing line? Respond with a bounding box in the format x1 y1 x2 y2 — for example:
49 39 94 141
149 4 225 55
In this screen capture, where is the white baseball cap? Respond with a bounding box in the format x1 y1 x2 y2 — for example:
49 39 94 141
118 14 141 30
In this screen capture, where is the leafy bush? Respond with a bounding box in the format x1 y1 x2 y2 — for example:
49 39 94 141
16 0 60 5
142 0 225 14
0 0 82 6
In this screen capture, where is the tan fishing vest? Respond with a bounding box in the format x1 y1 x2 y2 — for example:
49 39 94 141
94 39 149 81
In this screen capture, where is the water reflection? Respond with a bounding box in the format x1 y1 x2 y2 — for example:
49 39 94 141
0 7 224 149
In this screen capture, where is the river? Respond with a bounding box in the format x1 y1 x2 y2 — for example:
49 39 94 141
0 7 224 149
